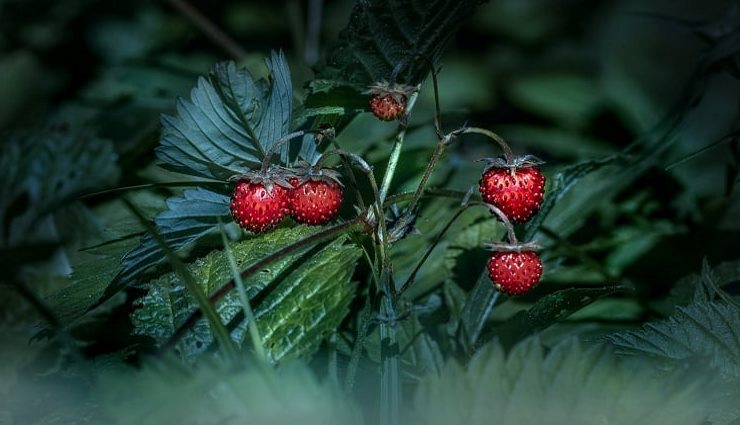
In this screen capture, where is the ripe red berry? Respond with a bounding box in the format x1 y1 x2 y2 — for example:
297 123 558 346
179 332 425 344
369 94 406 121
479 165 545 224
288 177 343 225
230 181 289 233
487 251 543 295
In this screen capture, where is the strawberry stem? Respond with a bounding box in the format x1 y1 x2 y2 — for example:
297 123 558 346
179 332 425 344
462 127 514 163
486 203 518 243
260 128 329 172
378 90 420 202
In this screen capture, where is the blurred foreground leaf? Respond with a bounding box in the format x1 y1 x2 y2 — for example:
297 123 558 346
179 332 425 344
413 336 734 425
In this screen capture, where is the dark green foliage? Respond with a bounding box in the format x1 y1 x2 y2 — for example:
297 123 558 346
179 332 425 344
318 0 486 87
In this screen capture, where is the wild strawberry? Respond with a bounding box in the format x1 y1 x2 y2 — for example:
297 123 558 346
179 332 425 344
364 81 416 121
479 156 546 224
288 168 343 225
486 249 543 296
229 168 291 233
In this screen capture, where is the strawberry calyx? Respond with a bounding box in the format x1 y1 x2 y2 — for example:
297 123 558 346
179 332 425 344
363 80 417 102
288 161 343 187
483 240 541 253
229 165 294 194
478 154 545 171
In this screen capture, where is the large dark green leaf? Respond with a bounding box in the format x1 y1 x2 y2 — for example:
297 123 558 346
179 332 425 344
156 51 294 180
318 0 485 87
118 187 230 284
132 228 361 363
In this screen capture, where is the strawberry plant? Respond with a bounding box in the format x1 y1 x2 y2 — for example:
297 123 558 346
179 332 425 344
2 1 740 424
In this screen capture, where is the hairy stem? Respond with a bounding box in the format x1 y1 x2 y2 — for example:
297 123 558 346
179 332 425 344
403 136 449 216
462 127 514 162
383 188 470 206
378 91 420 202
486 204 518 243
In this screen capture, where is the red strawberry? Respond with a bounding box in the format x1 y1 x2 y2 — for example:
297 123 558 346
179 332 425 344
479 157 545 224
364 81 416 122
288 174 343 225
487 250 543 295
229 168 291 233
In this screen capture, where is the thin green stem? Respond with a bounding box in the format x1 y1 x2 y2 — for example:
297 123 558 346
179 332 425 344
80 180 227 199
486 203 518 243
379 266 400 425
403 136 448 216
344 301 373 393
379 91 420 203
383 188 470 206
462 127 514 162
260 130 320 172
218 222 267 364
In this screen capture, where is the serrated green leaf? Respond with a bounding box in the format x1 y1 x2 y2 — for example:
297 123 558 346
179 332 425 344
118 187 231 284
413 337 734 425
132 225 317 358
132 227 361 363
607 262 740 379
156 51 294 180
485 286 622 349
257 239 361 363
317 0 485 87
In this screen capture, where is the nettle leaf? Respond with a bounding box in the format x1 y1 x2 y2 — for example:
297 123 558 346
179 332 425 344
257 238 361 363
133 227 361 363
606 262 740 380
318 0 485 86
413 337 733 425
485 286 622 350
0 129 119 247
156 51 293 181
118 187 230 284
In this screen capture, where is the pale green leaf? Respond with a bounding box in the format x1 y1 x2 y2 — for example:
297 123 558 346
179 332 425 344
413 337 734 425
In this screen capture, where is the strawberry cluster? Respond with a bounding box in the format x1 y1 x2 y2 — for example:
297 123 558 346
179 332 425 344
229 165 343 233
478 152 546 296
